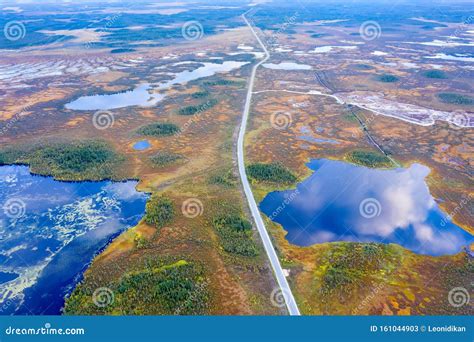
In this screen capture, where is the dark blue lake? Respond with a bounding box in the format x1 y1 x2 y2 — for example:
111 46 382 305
0 165 148 314
260 159 473 256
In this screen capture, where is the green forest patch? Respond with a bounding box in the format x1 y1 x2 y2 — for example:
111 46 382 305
150 152 183 168
209 169 238 188
375 74 399 83
423 70 447 79
178 99 218 116
64 259 210 315
0 141 121 181
191 90 210 99
212 213 259 257
354 64 374 70
437 92 474 105
136 123 180 137
202 79 245 87
246 163 297 185
144 195 175 229
346 150 393 168
317 243 400 296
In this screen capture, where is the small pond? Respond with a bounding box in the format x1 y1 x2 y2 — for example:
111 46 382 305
133 140 151 151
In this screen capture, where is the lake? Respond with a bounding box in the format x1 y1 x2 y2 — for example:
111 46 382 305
65 61 249 111
155 61 249 89
65 83 163 111
262 62 312 70
259 159 473 256
0 165 148 314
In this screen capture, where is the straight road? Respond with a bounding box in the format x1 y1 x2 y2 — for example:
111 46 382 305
238 11 301 316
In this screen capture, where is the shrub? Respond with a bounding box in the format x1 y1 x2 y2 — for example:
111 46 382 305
178 99 218 116
354 64 374 70
347 150 392 168
150 152 183 167
0 141 119 180
246 163 297 184
111 48 136 54
36 142 114 173
137 123 180 136
213 214 258 257
191 91 209 99
203 79 245 87
310 33 327 38
144 195 175 229
134 233 148 249
209 169 237 188
375 74 399 83
437 93 474 105
320 243 396 294
64 259 209 315
423 70 447 79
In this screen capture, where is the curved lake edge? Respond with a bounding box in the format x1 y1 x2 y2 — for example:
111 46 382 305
0 162 144 184
64 85 136 106
257 157 473 257
252 155 401 201
0 164 151 314
61 220 143 314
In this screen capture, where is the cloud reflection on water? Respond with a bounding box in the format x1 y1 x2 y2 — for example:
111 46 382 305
260 159 473 256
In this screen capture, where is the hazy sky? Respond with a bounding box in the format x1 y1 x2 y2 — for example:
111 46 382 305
2 0 472 5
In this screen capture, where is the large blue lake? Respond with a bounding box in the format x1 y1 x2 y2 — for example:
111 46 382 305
0 165 148 314
260 159 473 256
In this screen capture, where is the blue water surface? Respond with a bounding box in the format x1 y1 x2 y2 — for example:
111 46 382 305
259 159 473 256
0 165 148 314
65 84 163 111
133 140 151 151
